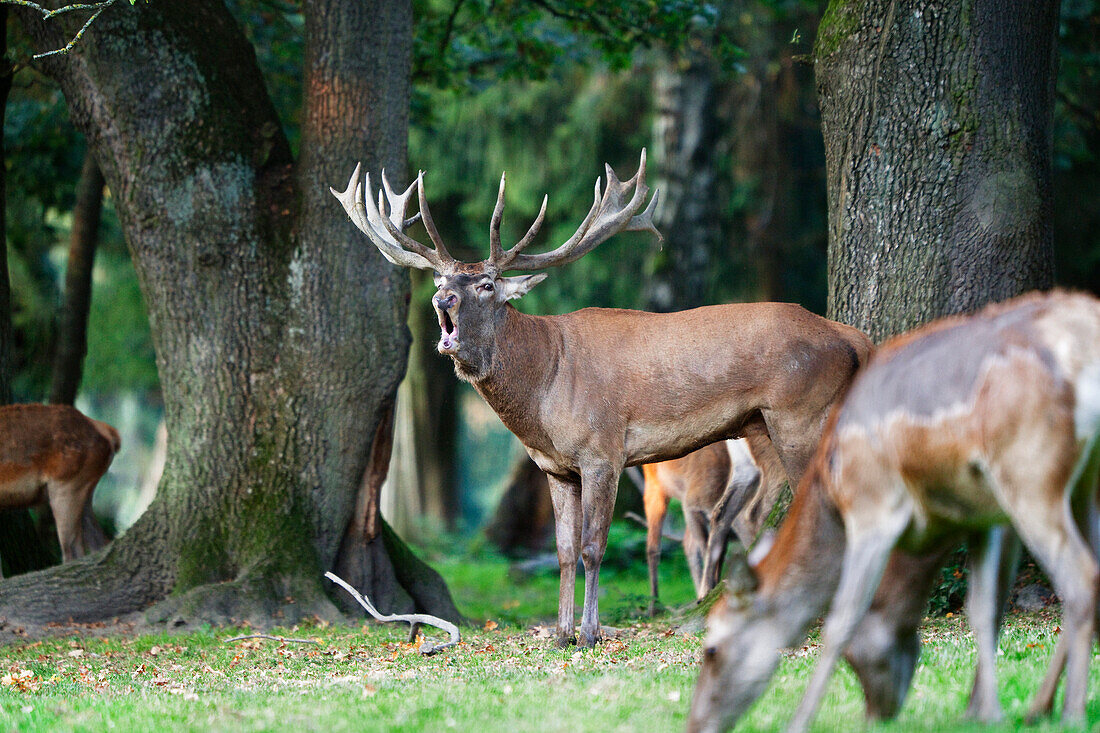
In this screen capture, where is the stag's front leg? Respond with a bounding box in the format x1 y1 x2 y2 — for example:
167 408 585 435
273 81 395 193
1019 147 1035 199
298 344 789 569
547 473 582 647
578 463 618 647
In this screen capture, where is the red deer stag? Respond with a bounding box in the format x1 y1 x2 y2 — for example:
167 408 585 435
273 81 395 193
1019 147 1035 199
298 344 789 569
331 151 872 647
0 404 120 576
688 290 1100 732
642 434 786 615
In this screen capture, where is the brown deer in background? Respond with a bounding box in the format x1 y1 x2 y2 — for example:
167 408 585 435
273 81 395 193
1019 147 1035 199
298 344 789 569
332 151 872 647
642 434 786 615
688 290 1100 732
0 404 120 577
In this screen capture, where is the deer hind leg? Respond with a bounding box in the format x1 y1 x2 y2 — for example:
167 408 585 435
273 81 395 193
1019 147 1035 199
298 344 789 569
787 511 908 733
964 526 1020 722
578 463 618 647
643 468 670 616
547 473 582 647
682 509 708 599
702 470 758 596
996 444 1100 724
735 426 788 545
48 479 88 562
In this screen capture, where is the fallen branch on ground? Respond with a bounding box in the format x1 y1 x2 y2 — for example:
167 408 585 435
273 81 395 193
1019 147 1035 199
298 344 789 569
223 634 320 645
324 571 460 655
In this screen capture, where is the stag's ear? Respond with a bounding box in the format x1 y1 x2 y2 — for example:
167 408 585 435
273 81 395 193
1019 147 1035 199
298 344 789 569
497 273 547 301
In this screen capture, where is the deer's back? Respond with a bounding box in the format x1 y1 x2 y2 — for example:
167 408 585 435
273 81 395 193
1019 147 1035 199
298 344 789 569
0 405 117 493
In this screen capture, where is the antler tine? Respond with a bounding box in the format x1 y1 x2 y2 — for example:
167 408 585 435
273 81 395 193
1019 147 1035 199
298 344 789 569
368 173 442 267
416 170 455 266
509 194 548 255
503 149 659 272
330 165 436 271
489 172 507 263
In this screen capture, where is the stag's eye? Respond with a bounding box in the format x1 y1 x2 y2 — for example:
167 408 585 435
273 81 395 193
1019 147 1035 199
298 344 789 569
478 282 494 293
704 646 718 661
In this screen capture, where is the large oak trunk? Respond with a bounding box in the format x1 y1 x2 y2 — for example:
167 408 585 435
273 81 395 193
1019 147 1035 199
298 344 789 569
0 0 460 626
816 0 1059 339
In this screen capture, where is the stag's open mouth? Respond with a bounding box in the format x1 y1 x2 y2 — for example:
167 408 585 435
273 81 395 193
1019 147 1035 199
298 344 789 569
438 309 459 354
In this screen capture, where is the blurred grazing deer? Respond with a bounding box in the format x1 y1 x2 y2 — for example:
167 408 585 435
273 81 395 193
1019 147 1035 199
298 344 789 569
688 290 1100 733
642 433 786 615
332 151 872 647
0 404 120 577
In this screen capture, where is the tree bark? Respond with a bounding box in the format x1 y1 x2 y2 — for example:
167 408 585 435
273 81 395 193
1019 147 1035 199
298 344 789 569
816 0 1058 340
381 270 458 536
0 0 460 626
49 150 103 406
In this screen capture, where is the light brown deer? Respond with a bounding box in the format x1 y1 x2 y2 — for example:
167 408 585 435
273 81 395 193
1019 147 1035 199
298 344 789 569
331 151 873 647
642 433 786 615
0 404 120 576
688 290 1100 732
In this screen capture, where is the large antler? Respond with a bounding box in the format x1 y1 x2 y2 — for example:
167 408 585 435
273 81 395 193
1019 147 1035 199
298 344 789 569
330 164 456 273
492 149 661 272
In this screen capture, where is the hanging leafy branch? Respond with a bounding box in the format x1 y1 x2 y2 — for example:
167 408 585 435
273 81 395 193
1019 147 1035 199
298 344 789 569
413 0 726 91
3 0 139 59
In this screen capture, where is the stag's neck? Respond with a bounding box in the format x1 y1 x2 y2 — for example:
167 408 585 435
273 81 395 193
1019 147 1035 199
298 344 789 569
755 465 846 644
467 306 560 439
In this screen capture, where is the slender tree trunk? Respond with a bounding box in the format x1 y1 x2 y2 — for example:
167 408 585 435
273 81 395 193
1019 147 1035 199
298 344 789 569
381 270 458 536
816 0 1058 340
49 150 103 406
646 49 721 312
0 0 460 625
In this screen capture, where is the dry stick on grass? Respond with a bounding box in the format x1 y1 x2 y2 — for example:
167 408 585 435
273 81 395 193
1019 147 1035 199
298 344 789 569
223 634 321 645
324 571 460 655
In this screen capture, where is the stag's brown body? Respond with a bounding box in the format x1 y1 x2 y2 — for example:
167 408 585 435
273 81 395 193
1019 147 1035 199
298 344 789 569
689 290 1100 733
332 152 871 647
0 404 119 573
642 436 785 615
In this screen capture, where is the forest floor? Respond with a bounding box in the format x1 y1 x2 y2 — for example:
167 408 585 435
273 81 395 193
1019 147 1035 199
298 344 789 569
0 530 1096 732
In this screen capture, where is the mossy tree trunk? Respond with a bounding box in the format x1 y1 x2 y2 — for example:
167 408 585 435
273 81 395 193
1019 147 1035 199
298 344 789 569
816 0 1058 340
0 0 460 626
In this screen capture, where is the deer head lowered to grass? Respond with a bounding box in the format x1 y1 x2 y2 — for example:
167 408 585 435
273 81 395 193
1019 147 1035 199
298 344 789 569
688 290 1100 732
331 151 873 647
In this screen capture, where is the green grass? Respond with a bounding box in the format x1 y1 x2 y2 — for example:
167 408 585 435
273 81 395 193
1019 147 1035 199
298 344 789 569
1 543 1099 732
